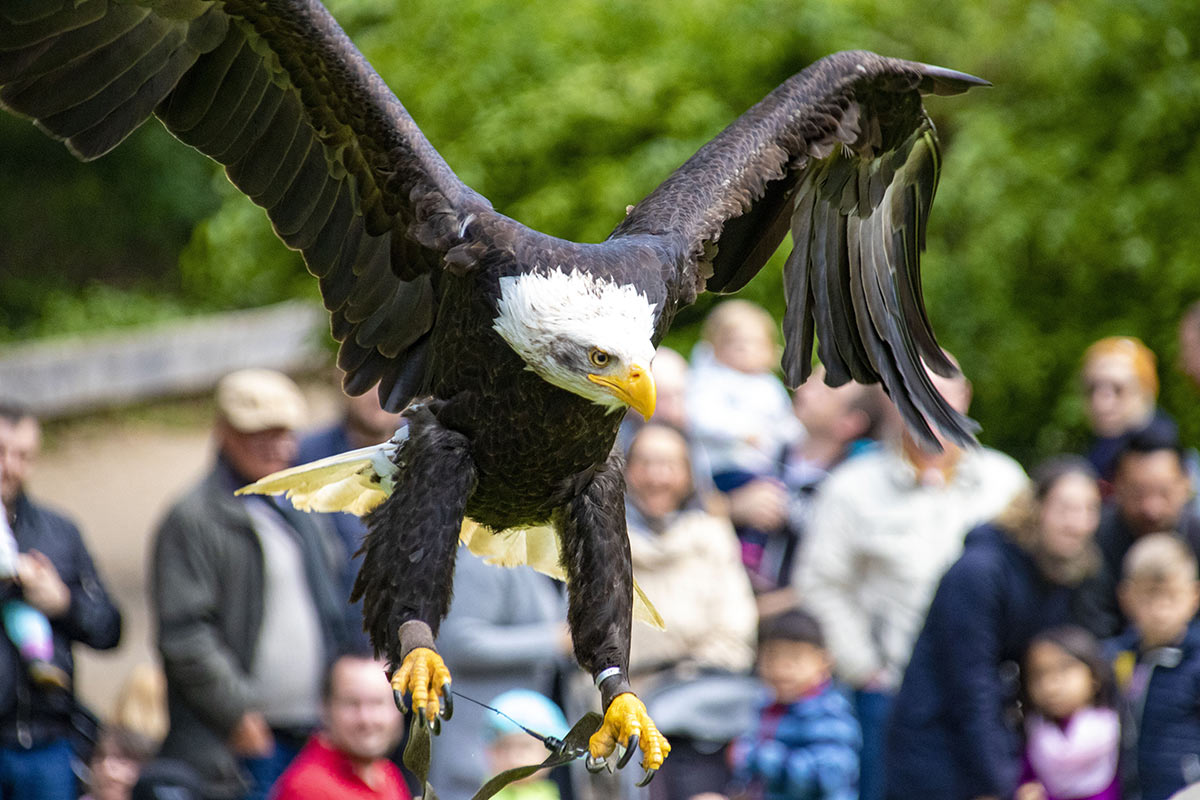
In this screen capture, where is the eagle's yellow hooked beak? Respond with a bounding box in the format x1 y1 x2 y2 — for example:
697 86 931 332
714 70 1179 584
589 363 656 421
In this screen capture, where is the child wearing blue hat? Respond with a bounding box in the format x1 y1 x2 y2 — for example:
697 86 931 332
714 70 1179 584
483 690 569 800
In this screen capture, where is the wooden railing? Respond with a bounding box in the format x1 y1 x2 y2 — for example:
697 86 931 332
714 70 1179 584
0 301 330 417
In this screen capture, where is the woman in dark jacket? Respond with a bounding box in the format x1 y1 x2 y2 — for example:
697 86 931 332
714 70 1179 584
884 458 1103 800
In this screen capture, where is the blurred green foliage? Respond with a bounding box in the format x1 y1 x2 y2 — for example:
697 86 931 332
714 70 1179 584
0 117 217 333
1 0 1197 464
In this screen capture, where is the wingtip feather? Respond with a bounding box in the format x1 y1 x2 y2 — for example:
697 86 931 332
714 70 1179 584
914 62 991 95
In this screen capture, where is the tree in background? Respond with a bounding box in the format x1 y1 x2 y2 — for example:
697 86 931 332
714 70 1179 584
1 0 1196 463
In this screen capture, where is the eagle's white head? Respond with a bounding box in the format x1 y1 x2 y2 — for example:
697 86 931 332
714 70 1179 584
492 268 658 418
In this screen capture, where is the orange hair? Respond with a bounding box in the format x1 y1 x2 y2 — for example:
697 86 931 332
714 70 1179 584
1083 336 1159 398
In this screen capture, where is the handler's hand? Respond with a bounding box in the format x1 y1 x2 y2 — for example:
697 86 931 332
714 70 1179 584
16 551 70 618
1015 783 1048 800
229 712 274 757
726 479 788 531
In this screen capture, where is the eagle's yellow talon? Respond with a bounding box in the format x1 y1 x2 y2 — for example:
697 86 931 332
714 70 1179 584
588 692 670 772
390 647 452 724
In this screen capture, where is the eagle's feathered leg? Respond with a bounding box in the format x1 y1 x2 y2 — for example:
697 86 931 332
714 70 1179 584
557 453 670 779
352 403 476 721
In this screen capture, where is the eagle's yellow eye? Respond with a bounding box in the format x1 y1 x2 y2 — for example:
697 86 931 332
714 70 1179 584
589 349 610 368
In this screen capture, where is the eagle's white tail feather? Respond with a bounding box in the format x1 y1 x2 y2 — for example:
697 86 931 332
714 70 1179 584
301 479 388 516
235 440 399 515
459 520 665 630
632 581 665 630
237 430 665 630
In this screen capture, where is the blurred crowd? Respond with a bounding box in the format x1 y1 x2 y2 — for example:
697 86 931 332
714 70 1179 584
3 299 1200 800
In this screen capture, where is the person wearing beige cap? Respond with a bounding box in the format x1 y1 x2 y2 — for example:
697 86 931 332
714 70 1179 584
216 369 309 433
147 369 354 800
213 369 310 488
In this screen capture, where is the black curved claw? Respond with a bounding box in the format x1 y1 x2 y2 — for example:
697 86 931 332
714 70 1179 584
637 768 657 787
393 690 408 714
416 706 427 728
585 755 606 774
618 735 638 769
430 714 442 736
441 689 454 720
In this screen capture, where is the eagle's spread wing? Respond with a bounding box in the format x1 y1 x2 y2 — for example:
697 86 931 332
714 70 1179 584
0 0 489 410
612 51 987 449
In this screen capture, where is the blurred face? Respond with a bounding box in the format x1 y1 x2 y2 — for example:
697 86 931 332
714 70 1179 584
1038 473 1102 561
650 351 689 430
904 365 971 455
322 658 404 763
345 391 403 446
219 423 298 482
1120 573 1200 649
87 734 142 800
487 732 550 784
792 366 863 441
0 416 39 507
929 368 972 416
1083 355 1154 438
625 427 692 520
1113 451 1192 537
712 319 776 374
757 640 831 704
1025 640 1096 721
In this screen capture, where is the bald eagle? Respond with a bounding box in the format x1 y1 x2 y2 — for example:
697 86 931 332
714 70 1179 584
0 0 987 781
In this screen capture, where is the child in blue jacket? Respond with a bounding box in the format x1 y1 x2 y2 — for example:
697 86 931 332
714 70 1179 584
1107 533 1200 800
729 609 860 800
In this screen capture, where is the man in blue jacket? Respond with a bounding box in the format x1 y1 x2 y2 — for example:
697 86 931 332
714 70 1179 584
0 403 122 800
1075 429 1200 639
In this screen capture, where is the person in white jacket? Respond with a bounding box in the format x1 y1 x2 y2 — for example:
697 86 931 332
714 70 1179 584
795 359 1026 800
623 423 757 800
623 425 757 682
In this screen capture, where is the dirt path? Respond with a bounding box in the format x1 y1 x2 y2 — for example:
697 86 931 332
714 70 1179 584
26 384 339 722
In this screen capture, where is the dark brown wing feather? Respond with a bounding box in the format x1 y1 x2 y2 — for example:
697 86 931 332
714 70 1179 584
612 50 987 449
0 0 491 410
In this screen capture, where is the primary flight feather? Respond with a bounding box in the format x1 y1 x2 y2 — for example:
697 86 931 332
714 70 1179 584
0 0 987 782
